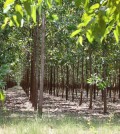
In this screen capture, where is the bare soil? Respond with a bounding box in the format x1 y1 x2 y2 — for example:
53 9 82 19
2 86 120 119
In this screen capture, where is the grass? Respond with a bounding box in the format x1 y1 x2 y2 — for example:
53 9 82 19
0 113 120 134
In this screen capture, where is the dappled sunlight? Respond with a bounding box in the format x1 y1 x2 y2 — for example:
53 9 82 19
2 86 119 120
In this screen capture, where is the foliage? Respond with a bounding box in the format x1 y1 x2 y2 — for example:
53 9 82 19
0 90 5 103
0 64 11 88
2 0 62 28
72 0 120 44
87 73 109 90
0 64 10 102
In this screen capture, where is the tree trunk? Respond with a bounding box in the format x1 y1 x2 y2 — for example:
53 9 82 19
118 67 120 99
93 84 96 100
66 65 69 100
79 55 84 105
103 43 107 114
38 14 45 116
56 66 59 97
76 58 79 97
53 66 56 96
89 50 93 109
30 29 36 108
49 66 53 95
72 64 75 102
61 66 64 98
86 59 89 98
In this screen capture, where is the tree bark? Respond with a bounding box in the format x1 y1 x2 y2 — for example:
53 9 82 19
38 14 45 116
79 55 84 105
53 66 56 96
61 66 64 98
89 50 93 109
49 66 53 95
66 65 69 100
103 43 107 114
72 64 75 102
118 64 120 99
56 66 59 97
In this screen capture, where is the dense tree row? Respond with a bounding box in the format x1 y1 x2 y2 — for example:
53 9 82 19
0 0 120 115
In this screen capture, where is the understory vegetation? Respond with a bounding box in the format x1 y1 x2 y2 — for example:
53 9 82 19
0 115 120 134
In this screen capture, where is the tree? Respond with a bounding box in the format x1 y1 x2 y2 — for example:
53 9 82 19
1 0 120 115
38 13 45 115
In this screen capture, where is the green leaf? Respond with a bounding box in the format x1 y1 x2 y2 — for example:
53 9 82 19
15 4 23 17
46 0 52 8
9 20 14 27
98 17 106 35
84 0 89 9
86 29 94 43
90 3 100 10
75 0 82 7
1 17 10 29
16 12 23 26
3 5 11 13
82 13 92 26
23 1 31 16
78 36 83 45
55 0 62 5
31 5 37 23
1 24 6 30
4 17 9 24
70 29 81 38
13 15 20 27
77 23 85 28
103 20 114 38
113 26 119 43
4 0 15 9
52 14 59 21
38 0 42 5
0 90 5 101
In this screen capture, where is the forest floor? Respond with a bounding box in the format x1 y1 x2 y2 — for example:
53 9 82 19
0 86 120 134
2 86 120 119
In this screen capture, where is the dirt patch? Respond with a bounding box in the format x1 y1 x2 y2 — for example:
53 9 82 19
2 86 120 119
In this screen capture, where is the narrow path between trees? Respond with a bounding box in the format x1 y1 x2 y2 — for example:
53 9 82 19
4 86 120 119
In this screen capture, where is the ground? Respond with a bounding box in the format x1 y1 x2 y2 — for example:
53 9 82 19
0 86 120 134
3 86 120 118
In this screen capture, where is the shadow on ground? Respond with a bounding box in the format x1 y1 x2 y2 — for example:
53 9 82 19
1 86 120 121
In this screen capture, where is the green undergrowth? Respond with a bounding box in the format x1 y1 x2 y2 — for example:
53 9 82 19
0 113 120 134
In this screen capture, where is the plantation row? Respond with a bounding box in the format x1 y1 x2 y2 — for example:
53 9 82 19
20 39 120 113
0 0 120 115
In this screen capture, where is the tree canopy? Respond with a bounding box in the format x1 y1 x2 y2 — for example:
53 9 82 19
0 0 120 115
